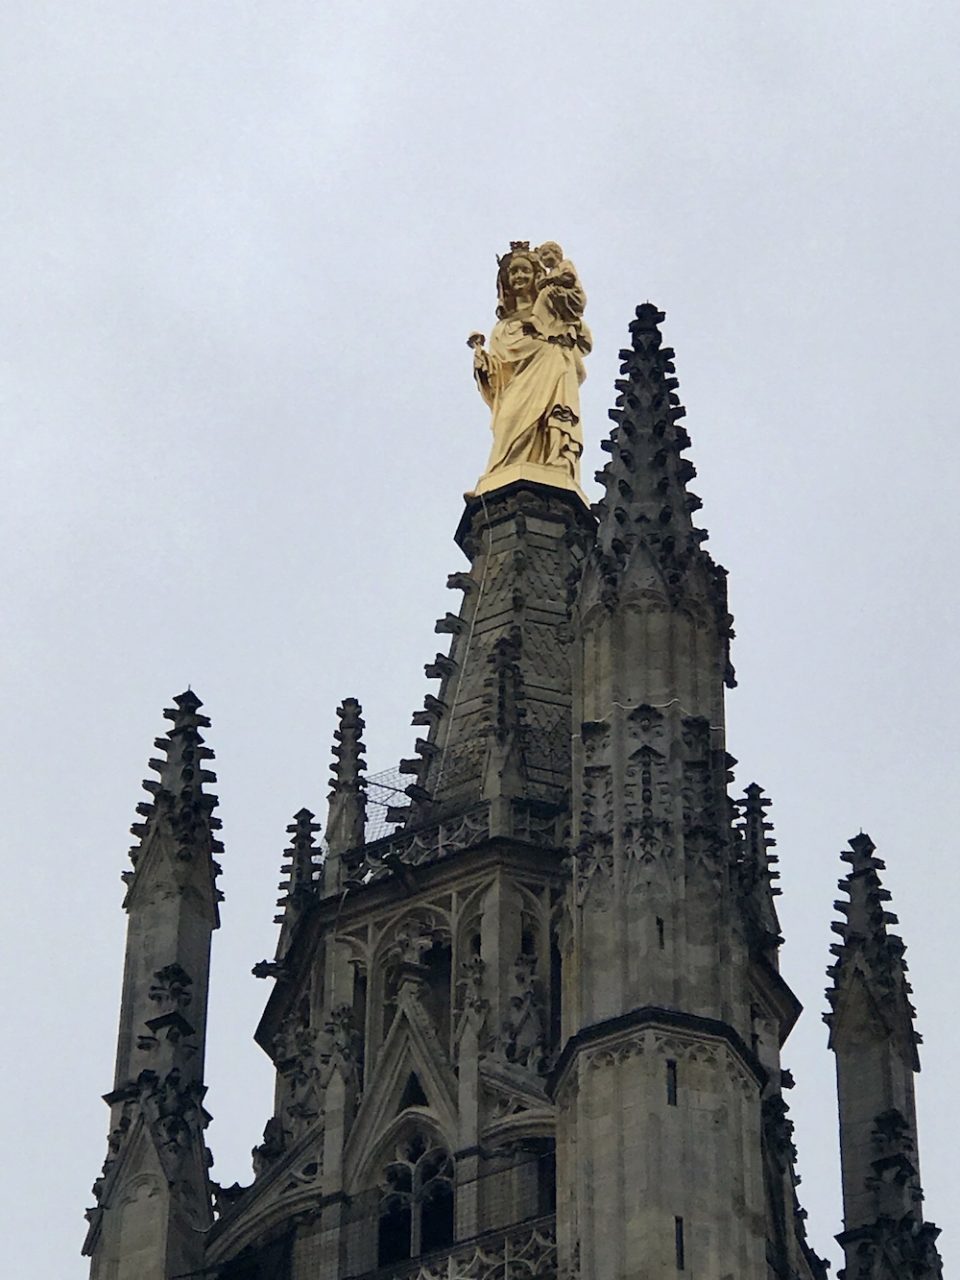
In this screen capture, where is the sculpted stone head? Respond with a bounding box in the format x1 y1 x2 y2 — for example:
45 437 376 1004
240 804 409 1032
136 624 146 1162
498 251 540 315
537 241 563 270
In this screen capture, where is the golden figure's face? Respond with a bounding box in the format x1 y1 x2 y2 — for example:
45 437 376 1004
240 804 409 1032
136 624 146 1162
508 257 535 295
539 243 562 270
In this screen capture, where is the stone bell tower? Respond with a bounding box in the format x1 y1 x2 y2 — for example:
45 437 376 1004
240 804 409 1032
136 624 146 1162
86 247 944 1280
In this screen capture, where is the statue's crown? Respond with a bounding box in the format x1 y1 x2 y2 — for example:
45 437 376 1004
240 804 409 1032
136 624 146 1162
496 240 536 271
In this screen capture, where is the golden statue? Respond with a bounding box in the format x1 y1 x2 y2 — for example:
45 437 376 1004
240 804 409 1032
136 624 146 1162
468 241 591 500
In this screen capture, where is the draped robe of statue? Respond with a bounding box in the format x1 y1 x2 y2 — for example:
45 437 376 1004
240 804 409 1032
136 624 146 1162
474 318 587 483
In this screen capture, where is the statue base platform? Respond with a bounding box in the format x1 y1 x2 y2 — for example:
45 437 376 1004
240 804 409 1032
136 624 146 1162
466 462 590 508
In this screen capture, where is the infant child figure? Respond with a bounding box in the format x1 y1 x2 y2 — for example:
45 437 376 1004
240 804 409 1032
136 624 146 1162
531 241 592 352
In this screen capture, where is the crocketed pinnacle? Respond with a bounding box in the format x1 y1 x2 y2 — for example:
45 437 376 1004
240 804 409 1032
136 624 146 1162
827 833 942 1279
325 697 367 856
124 689 223 919
587 303 709 608
825 833 919 1064
276 808 321 912
737 783 783 965
273 807 322 957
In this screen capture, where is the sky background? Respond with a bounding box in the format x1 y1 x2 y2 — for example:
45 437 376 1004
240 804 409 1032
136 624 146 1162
2 3 958 1275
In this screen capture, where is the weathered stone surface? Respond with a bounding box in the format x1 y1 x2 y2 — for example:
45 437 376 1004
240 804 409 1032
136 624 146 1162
85 691 220 1280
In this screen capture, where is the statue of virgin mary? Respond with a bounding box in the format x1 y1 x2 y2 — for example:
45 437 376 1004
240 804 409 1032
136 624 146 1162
468 242 590 498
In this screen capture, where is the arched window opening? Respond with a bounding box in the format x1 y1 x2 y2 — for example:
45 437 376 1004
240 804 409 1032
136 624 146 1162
418 1149 455 1254
377 1164 412 1268
377 1134 455 1267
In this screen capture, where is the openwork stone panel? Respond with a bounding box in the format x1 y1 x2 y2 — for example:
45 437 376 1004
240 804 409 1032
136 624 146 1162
360 1214 557 1280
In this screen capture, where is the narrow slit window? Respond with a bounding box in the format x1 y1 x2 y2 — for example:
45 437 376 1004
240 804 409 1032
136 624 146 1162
656 917 665 949
674 1216 685 1271
666 1059 678 1106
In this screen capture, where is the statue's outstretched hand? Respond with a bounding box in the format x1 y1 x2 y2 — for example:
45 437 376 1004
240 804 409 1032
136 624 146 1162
467 331 486 350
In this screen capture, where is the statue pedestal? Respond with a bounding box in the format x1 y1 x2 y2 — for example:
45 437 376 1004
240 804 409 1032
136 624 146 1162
467 461 590 508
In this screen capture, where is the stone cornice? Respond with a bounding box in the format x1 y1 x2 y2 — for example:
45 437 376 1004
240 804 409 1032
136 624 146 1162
547 1004 767 1098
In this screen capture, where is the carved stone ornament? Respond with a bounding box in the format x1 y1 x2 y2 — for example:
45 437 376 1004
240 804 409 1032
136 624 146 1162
269 1004 329 1141
251 1115 288 1178
496 954 548 1075
138 1067 208 1178
455 954 489 1043
148 963 193 1008
387 919 443 968
377 1212 556 1280
316 1002 363 1089
344 800 563 884
571 835 614 907
91 1109 133 1203
846 1216 943 1280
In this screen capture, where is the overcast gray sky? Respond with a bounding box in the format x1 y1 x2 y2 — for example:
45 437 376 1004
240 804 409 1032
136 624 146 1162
2 3 958 1275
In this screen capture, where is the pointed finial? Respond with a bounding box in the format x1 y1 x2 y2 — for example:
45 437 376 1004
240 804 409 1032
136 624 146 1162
278 807 322 902
578 305 735 682
329 697 367 793
736 783 782 961
124 690 223 915
324 698 368 859
825 833 918 1061
583 306 717 604
273 807 322 948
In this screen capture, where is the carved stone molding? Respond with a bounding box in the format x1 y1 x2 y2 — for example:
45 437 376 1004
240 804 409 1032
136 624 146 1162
584 1034 645 1071
370 1212 557 1280
571 836 614 907
840 1217 943 1280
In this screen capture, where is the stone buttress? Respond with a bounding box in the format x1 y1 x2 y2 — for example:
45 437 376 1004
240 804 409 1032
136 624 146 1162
84 691 222 1280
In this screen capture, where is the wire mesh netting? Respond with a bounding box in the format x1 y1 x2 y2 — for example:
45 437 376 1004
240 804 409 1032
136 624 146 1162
365 766 409 842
